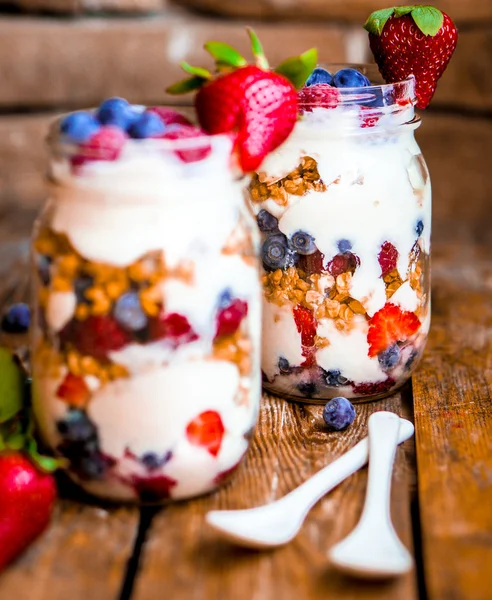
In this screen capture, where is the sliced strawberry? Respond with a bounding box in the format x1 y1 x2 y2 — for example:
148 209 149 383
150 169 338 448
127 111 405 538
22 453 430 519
60 316 130 361
293 305 317 365
149 312 198 345
73 126 127 166
367 303 420 357
365 6 458 109
378 242 399 276
352 378 396 396
215 299 248 340
186 410 225 457
297 249 325 275
56 373 90 407
161 125 212 163
146 107 192 127
298 84 340 112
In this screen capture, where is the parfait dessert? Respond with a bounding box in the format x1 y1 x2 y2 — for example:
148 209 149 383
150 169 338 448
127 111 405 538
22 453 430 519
249 6 458 402
31 31 318 501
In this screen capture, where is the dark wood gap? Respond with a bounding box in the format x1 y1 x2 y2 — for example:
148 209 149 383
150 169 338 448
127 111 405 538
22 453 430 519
118 506 161 600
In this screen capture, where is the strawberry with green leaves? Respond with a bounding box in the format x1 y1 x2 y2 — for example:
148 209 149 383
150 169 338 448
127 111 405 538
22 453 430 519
167 29 317 172
0 347 61 570
365 6 458 109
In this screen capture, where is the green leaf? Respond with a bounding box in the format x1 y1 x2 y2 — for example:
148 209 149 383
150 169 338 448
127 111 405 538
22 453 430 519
394 5 416 17
27 436 66 473
0 347 24 423
411 6 444 36
275 48 319 89
204 41 247 68
179 62 212 80
363 7 395 35
166 76 207 95
247 27 269 69
6 432 25 450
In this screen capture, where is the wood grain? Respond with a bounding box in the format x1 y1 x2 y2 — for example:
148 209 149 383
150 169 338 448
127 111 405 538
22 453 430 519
412 242 492 600
133 393 416 600
0 217 140 600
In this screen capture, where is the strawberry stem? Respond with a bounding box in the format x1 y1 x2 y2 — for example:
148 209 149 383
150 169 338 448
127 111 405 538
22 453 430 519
364 5 444 37
204 41 248 68
166 75 207 95
247 27 269 70
180 62 213 80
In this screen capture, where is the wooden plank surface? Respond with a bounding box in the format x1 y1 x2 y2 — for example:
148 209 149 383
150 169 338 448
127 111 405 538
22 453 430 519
133 393 416 600
412 241 492 600
0 214 140 600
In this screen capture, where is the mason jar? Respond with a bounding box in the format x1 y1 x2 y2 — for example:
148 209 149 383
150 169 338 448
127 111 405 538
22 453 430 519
31 121 261 502
248 66 430 403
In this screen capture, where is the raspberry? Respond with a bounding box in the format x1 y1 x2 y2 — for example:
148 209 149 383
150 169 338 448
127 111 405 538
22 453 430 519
297 249 325 275
293 305 317 365
352 378 395 396
56 373 90 407
298 84 340 113
74 126 127 166
60 316 130 361
378 242 398 276
215 299 248 339
149 313 198 345
326 252 359 277
186 410 225 457
161 126 212 163
367 303 421 357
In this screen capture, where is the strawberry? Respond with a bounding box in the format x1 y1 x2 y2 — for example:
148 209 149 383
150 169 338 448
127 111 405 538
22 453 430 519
365 6 458 109
298 84 340 113
148 312 198 345
186 410 225 457
378 241 399 276
215 299 248 340
56 373 90 408
0 453 57 570
167 29 318 172
60 316 130 361
160 125 212 163
293 304 317 366
367 303 420 357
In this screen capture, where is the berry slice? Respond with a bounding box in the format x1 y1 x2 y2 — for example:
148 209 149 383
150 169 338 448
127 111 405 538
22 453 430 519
367 303 420 357
215 299 248 340
186 410 225 457
56 374 90 408
378 241 398 276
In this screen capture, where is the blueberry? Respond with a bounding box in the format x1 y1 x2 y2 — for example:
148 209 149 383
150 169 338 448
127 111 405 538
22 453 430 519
57 410 97 444
256 209 279 233
278 357 292 374
60 111 101 143
415 220 424 237
218 288 233 309
333 68 371 89
306 67 333 87
74 276 94 305
1 303 31 334
323 397 356 430
337 239 352 253
37 255 51 286
114 292 148 331
141 451 172 471
262 234 298 271
128 112 166 139
325 369 349 387
378 344 401 370
297 381 318 397
97 97 140 131
288 231 317 255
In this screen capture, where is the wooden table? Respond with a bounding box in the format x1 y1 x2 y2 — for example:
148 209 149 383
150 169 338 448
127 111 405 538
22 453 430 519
0 204 490 600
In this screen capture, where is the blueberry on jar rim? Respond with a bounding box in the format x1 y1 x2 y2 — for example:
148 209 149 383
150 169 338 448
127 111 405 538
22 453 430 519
332 68 371 88
60 111 101 143
288 231 317 255
128 112 167 139
97 97 140 131
306 67 333 87
261 233 298 271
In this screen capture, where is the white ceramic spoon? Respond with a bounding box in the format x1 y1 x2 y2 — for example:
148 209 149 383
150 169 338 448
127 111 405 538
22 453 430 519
206 414 414 549
328 411 413 578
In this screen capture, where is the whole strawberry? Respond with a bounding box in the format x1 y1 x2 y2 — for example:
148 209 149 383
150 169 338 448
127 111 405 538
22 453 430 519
0 453 57 570
364 6 458 109
167 29 317 172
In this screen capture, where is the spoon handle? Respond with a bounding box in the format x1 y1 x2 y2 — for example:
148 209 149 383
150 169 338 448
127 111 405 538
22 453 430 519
277 416 411 518
358 411 401 530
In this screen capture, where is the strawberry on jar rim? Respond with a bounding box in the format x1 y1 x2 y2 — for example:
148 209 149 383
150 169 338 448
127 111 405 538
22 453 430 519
166 29 318 173
364 5 458 109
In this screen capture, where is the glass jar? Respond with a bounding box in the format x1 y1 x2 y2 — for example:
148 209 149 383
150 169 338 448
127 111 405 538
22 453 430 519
249 66 430 403
31 124 262 502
